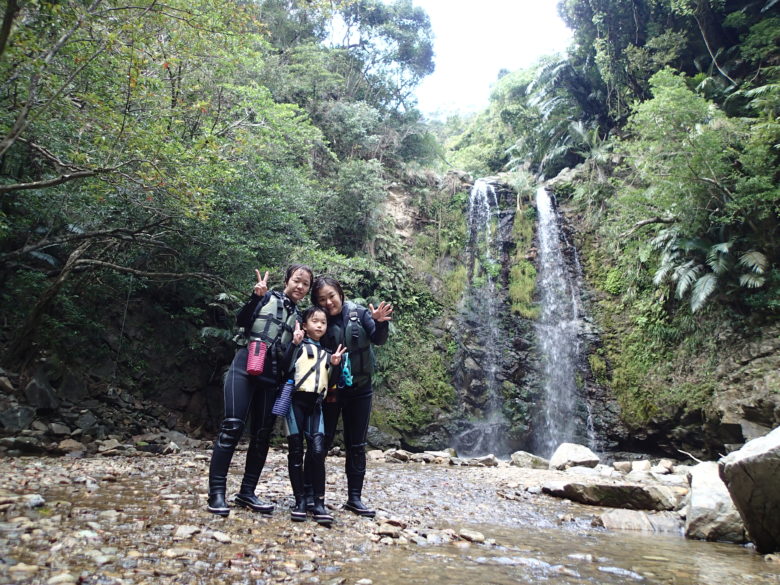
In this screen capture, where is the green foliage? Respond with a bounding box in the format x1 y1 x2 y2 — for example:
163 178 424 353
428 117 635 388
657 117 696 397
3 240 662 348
374 324 455 432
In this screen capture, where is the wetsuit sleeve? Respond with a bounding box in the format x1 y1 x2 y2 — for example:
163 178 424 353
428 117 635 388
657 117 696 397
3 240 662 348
281 344 301 380
360 306 389 346
327 356 343 386
235 292 271 330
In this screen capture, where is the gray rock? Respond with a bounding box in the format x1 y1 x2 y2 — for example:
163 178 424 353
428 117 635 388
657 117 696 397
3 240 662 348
510 451 549 469
549 443 600 470
542 480 687 511
49 423 72 436
599 509 682 534
24 369 59 410
685 462 746 543
719 425 780 553
0 405 35 432
75 411 98 431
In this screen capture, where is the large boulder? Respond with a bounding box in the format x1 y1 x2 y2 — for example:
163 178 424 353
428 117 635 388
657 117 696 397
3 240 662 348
24 369 59 410
510 450 549 469
542 480 686 510
719 425 780 553
548 443 600 470
685 462 746 543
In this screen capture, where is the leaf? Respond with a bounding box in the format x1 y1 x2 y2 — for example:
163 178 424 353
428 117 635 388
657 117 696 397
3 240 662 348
738 250 768 274
29 251 60 266
739 273 766 289
674 260 703 298
690 273 718 312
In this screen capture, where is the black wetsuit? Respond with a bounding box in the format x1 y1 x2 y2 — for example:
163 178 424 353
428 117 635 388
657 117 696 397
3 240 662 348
282 339 340 502
319 303 389 502
207 291 300 507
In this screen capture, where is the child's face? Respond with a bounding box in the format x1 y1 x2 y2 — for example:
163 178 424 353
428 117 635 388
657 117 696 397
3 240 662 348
303 311 327 341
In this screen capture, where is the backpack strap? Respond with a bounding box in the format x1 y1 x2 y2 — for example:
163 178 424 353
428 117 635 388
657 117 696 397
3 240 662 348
347 305 371 373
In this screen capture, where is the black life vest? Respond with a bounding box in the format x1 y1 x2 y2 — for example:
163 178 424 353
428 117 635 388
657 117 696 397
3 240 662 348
338 301 374 377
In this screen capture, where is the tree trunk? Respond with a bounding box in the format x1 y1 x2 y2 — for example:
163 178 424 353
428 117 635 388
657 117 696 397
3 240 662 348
3 242 91 367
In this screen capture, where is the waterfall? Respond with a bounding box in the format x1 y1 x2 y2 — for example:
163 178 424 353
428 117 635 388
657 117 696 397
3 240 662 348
532 186 593 457
453 179 511 457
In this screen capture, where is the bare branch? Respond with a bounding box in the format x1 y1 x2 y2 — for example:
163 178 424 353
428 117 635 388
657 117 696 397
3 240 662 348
620 216 677 238
73 259 229 287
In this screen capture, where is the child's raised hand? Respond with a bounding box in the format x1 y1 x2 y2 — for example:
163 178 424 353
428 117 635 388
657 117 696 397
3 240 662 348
253 269 269 297
292 321 304 345
369 301 393 322
330 344 346 365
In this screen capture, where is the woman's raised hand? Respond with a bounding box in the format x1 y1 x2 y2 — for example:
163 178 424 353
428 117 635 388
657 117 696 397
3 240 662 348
292 321 304 345
253 269 269 297
369 301 393 322
330 344 346 366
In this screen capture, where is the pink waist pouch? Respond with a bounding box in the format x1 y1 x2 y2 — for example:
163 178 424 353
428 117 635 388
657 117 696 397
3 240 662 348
246 340 267 375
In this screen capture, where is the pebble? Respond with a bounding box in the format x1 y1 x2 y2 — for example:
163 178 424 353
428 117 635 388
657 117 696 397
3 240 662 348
47 573 77 584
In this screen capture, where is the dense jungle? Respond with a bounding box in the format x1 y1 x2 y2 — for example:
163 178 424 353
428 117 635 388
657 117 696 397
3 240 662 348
1 1 780 583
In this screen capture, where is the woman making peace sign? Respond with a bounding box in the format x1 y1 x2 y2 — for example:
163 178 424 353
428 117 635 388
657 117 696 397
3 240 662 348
206 265 313 516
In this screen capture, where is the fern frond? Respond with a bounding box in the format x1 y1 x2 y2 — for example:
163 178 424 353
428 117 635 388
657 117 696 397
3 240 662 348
738 250 768 274
691 273 718 312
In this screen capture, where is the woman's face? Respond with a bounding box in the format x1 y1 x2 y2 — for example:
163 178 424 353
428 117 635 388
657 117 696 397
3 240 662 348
283 269 311 303
315 285 343 317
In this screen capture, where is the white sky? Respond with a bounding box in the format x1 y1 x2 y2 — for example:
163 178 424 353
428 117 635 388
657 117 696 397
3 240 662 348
412 1 573 118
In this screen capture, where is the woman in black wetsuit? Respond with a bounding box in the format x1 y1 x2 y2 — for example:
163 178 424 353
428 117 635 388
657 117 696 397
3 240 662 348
206 264 313 516
311 276 392 517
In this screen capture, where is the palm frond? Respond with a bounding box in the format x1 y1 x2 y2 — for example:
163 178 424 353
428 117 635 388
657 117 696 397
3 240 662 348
739 273 766 288
738 250 768 274
691 273 718 312
674 260 704 298
29 251 59 266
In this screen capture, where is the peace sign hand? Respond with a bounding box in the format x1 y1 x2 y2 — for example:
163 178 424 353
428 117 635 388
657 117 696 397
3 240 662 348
292 321 304 345
330 344 346 366
253 269 269 297
369 301 393 322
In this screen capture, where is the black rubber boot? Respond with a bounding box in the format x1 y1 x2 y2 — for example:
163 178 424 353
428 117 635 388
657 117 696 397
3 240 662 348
288 434 307 521
290 495 307 522
236 422 274 513
207 491 229 517
344 473 375 518
235 493 274 514
311 497 333 526
207 417 244 516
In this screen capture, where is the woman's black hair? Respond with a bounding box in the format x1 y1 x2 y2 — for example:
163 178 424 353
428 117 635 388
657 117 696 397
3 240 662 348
301 305 327 323
312 276 345 306
285 264 314 290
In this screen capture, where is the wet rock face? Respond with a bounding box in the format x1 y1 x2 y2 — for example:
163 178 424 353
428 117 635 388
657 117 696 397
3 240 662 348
719 426 780 553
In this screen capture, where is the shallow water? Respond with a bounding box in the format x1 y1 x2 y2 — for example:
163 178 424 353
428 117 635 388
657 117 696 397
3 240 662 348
340 522 779 585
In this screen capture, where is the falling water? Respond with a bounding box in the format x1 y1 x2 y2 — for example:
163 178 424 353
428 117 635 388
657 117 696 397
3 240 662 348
532 186 591 457
454 179 511 457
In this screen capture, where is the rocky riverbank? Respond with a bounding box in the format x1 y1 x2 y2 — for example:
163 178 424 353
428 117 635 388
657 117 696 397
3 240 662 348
2 446 779 585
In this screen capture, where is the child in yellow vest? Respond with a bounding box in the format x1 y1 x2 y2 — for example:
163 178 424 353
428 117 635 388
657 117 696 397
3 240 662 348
282 306 345 524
